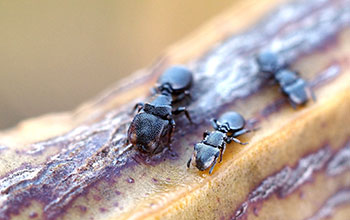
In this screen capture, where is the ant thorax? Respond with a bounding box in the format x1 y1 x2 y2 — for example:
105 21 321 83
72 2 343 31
204 131 226 148
150 93 172 106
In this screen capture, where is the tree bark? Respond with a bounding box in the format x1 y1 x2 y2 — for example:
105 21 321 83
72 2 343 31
0 0 350 219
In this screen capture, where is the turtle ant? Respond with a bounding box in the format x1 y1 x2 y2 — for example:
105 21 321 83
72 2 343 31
127 66 193 154
256 51 315 108
187 111 251 174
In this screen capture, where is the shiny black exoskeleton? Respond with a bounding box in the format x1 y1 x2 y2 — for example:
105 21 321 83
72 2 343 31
127 66 193 154
257 51 315 108
187 111 250 174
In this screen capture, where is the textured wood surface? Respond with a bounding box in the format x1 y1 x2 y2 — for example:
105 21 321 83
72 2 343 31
0 0 350 219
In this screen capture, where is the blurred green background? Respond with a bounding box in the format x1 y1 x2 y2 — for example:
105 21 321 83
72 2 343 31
0 1 235 129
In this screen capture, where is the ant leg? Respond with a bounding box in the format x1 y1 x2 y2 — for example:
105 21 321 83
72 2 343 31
233 126 260 137
187 157 192 168
130 102 144 115
141 145 149 153
203 130 210 139
209 154 219 174
171 93 185 104
289 99 297 109
172 107 192 123
172 90 192 104
311 90 316 101
153 143 168 154
150 87 158 95
308 86 316 101
184 90 192 100
227 137 248 145
219 143 226 163
233 129 251 137
211 119 218 130
167 118 176 145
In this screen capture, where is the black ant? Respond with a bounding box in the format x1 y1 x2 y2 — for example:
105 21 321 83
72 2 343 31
187 111 250 174
127 66 193 154
256 51 315 108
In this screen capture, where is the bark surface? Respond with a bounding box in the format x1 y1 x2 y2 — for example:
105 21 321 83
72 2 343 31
0 0 349 219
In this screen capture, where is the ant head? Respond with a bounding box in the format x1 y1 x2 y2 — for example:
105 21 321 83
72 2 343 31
190 143 220 171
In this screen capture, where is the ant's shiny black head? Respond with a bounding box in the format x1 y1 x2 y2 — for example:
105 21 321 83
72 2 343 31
212 111 245 133
256 51 285 74
157 66 193 95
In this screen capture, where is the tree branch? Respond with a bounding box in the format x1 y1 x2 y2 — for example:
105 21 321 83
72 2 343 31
0 0 350 219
